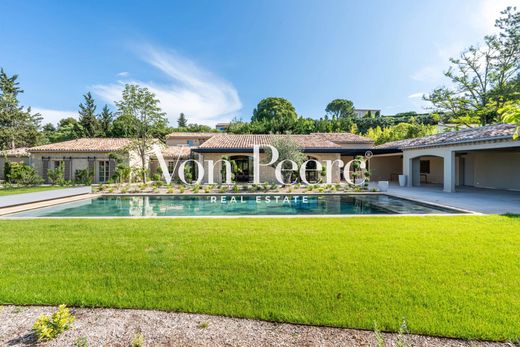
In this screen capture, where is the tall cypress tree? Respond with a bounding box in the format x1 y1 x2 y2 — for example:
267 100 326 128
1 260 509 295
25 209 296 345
0 68 42 149
98 104 113 137
78 92 100 137
177 112 187 128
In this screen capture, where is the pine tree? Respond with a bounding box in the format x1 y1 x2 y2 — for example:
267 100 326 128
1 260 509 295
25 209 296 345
78 92 100 137
0 68 42 149
177 113 187 128
98 104 113 137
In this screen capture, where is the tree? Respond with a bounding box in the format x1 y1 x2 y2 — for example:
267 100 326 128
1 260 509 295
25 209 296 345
499 99 520 139
425 7 520 125
42 117 82 143
98 105 113 137
78 92 100 137
325 99 355 119
251 97 298 125
0 68 42 149
115 84 167 182
267 136 306 183
177 113 187 128
364 122 437 145
325 99 355 130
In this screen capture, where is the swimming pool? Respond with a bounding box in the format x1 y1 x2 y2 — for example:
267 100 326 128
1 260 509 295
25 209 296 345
5 194 466 217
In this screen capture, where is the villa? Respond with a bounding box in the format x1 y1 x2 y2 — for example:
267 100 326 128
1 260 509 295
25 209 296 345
3 123 519 191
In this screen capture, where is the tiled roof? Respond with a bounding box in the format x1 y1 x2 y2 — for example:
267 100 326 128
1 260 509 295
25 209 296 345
158 146 192 159
28 138 133 153
167 132 217 139
2 147 29 157
311 132 374 144
197 134 343 149
375 123 517 150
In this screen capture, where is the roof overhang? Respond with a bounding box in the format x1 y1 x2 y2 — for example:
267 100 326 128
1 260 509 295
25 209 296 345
193 147 399 155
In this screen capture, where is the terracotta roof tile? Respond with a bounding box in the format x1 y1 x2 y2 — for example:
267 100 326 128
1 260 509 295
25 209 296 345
2 147 30 157
197 134 342 149
158 146 192 159
28 138 133 153
375 123 517 150
166 132 217 139
311 132 374 144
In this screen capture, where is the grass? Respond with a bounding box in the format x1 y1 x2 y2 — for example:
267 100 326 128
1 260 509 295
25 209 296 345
0 185 66 196
0 216 518 341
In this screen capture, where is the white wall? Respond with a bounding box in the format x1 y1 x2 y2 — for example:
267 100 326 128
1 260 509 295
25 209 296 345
369 155 402 181
468 150 520 191
420 156 443 184
403 140 520 192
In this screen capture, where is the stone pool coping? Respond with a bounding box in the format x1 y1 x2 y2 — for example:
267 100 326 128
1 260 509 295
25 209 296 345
0 191 479 218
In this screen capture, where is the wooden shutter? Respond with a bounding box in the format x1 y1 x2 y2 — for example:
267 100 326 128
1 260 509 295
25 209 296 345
42 158 49 183
109 159 116 180
88 158 95 181
64 158 72 181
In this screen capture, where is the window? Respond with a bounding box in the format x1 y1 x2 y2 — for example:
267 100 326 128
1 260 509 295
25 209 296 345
53 160 64 169
98 160 110 183
420 160 430 174
187 140 194 146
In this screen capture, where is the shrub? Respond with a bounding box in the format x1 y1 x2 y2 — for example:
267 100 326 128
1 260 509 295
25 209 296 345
74 169 93 185
114 164 131 183
179 186 185 193
232 184 239 193
74 336 89 347
193 183 200 193
33 305 75 341
48 165 65 186
131 332 144 347
6 162 43 186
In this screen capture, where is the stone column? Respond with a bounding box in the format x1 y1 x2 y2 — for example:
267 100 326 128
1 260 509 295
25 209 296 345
443 150 456 193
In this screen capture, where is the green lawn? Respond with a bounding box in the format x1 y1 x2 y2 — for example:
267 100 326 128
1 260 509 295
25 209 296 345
0 216 518 341
0 185 66 196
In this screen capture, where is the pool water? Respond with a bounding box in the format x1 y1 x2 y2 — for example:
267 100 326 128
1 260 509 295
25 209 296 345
6 194 464 217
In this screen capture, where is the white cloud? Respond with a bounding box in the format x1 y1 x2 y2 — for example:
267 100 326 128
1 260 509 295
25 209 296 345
470 0 514 35
408 92 425 99
410 0 516 84
93 45 242 127
32 107 76 125
410 41 464 83
117 71 129 77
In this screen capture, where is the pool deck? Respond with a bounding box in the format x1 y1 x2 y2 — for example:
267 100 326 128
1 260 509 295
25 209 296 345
385 184 520 215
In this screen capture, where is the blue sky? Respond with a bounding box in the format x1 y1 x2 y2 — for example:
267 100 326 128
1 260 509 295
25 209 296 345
0 0 517 126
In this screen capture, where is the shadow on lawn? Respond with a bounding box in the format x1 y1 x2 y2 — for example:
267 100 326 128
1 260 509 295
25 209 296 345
502 213 520 219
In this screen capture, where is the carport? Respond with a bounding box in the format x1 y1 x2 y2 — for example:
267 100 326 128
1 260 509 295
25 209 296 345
375 124 519 193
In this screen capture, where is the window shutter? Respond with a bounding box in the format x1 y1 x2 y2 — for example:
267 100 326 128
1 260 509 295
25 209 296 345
88 158 95 178
109 159 116 180
64 158 72 181
42 158 49 183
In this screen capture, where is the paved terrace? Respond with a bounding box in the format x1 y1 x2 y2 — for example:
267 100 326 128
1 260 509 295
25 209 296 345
385 184 520 214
